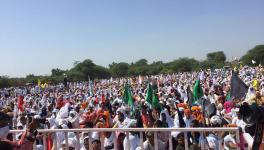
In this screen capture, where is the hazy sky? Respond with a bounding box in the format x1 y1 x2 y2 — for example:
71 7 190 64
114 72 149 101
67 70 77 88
0 0 264 77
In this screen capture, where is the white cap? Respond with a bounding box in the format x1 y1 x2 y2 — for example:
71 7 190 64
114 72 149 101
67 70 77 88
235 108 240 112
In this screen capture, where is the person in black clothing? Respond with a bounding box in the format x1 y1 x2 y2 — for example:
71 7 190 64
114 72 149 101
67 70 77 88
63 74 68 88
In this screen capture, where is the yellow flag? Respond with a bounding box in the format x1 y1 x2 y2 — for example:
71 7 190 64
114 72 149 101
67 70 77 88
41 83 48 89
253 79 259 90
38 79 41 86
240 64 243 69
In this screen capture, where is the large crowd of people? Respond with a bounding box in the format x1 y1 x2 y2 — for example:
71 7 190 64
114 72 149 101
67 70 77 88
0 66 264 150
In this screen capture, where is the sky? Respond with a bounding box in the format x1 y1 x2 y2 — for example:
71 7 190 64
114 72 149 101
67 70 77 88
0 0 264 77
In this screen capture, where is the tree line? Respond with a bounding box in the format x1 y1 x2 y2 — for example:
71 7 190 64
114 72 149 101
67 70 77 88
0 45 263 88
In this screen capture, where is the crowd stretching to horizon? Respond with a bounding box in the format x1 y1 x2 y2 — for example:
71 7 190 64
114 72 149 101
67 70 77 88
0 65 264 150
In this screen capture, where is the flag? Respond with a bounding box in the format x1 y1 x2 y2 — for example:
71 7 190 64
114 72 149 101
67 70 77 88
47 135 53 150
123 84 135 116
240 64 243 69
252 60 256 65
123 84 134 106
123 84 130 104
145 84 153 104
101 94 106 104
17 96 24 112
225 91 231 101
152 90 161 109
231 72 248 99
252 79 259 90
89 81 94 96
94 96 99 105
41 83 48 89
175 102 186 127
38 79 41 86
193 80 203 102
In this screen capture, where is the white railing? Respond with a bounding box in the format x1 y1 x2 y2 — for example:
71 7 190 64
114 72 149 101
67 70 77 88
10 128 241 150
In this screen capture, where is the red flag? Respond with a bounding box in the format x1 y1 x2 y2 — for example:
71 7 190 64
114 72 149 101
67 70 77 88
47 135 53 150
17 96 24 112
101 94 106 104
94 96 99 105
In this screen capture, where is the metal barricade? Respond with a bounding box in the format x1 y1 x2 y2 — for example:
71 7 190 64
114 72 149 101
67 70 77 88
10 127 241 150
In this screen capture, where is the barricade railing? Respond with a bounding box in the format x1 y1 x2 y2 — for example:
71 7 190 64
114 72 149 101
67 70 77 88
10 127 240 150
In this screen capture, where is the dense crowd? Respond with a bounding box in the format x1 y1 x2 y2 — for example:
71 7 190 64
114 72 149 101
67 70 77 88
0 66 264 150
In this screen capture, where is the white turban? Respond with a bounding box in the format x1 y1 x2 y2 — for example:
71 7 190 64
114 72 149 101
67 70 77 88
117 107 126 116
210 115 222 125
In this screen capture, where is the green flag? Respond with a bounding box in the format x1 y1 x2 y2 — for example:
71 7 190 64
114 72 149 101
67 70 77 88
123 84 135 115
123 84 130 104
152 90 161 109
145 84 153 104
225 91 231 101
193 80 203 103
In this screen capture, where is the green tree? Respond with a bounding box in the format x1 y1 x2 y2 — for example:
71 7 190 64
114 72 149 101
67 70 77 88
147 61 164 75
206 51 226 63
109 62 130 77
70 59 96 80
241 45 264 65
25 74 39 84
169 58 199 72
0 76 10 88
93 65 111 79
51 68 65 76
67 71 85 81
135 59 148 66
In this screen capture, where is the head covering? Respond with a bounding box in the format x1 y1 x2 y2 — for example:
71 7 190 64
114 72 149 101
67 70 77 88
177 103 188 109
184 109 191 115
91 132 100 142
117 107 126 117
160 109 174 127
210 115 222 125
224 101 233 113
191 106 201 112
34 115 41 119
